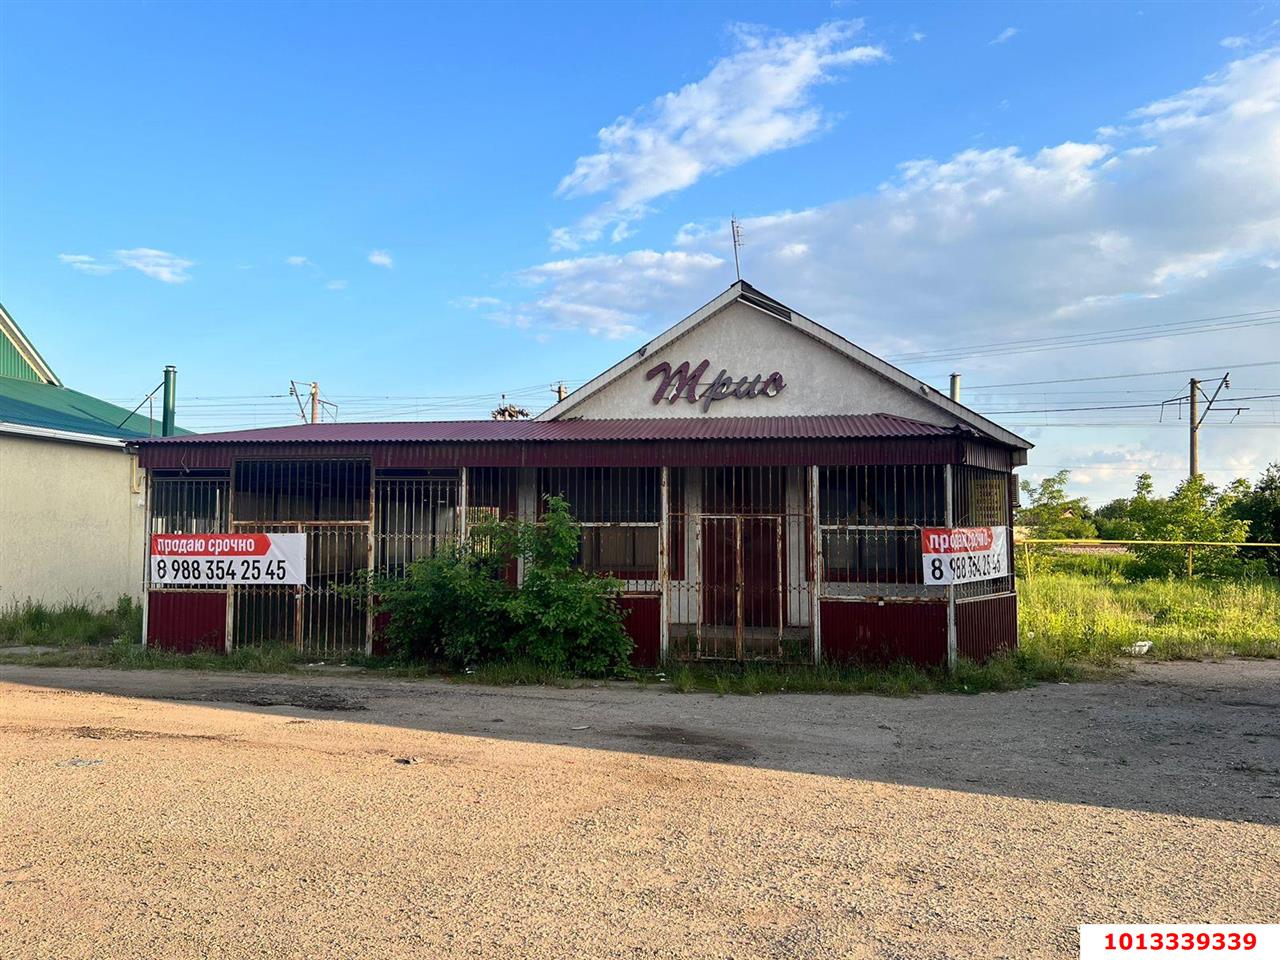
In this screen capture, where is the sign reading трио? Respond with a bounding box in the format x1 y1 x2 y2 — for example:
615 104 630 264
645 359 786 413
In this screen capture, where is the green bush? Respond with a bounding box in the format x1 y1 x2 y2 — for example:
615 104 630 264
372 543 515 667
504 497 631 676
369 495 633 676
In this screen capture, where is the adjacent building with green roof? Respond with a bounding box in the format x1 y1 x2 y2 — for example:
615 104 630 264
0 302 184 611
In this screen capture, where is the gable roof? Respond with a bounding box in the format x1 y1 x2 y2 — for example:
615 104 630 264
536 281 1031 452
0 302 61 385
0 375 183 440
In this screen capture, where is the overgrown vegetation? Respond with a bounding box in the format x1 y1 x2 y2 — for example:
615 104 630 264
0 640 302 672
368 495 633 676
0 596 141 647
1019 572 1280 663
1019 463 1280 581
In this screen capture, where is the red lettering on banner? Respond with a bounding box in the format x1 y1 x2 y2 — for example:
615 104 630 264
922 527 995 553
150 534 272 557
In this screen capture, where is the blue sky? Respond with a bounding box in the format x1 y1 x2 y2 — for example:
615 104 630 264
2 0 1278 503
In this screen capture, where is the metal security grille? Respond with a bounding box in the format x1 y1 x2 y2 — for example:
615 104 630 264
374 470 461 576
817 465 946 598
668 466 812 662
145 456 1017 664
232 522 369 655
233 459 370 522
147 472 231 594
953 464 1015 599
538 467 661 591
230 459 372 658
149 472 230 535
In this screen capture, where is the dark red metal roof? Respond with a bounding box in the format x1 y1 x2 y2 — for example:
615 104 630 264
133 414 973 446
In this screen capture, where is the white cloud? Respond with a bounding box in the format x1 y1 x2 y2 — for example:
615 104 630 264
551 20 887 250
115 248 195 283
453 295 503 309
468 250 725 339
62 248 193 282
286 255 312 267
990 27 1019 45
325 280 348 291
368 249 394 268
58 253 117 275
910 31 926 43
476 49 1280 502
1221 36 1248 50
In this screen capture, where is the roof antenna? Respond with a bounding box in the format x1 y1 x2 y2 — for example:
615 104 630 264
731 216 743 282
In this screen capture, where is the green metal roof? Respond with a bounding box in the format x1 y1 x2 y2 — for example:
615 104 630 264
0 302 61 385
0 375 189 440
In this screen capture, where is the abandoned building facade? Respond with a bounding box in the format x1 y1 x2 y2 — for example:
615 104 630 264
133 283 1030 667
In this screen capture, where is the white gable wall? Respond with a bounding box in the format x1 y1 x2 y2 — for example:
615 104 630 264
561 300 957 426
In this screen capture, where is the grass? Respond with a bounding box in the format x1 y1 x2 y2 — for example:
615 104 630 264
5 571 1276 692
1019 571 1280 663
0 640 304 672
0 596 141 648
652 649 1079 697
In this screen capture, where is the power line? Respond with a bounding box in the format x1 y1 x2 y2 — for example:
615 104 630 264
977 393 1280 414
890 308 1280 365
993 422 1279 428
896 308 1280 363
966 359 1280 389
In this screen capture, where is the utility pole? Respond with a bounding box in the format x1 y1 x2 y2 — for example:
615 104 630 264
1188 378 1199 479
1187 373 1230 479
949 373 961 403
291 380 336 424
553 382 568 403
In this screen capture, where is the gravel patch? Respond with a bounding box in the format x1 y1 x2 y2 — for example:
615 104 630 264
1 661 1276 958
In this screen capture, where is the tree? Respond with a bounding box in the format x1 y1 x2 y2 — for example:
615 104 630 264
1119 474 1258 580
1017 470 1097 539
1094 474 1153 540
1229 463 1280 576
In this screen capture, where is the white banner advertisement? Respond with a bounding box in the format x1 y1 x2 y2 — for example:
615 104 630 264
921 526 1010 585
149 533 307 585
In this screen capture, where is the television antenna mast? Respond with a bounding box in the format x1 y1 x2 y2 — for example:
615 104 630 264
731 216 744 281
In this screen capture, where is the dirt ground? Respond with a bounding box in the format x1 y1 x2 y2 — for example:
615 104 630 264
1 661 1277 959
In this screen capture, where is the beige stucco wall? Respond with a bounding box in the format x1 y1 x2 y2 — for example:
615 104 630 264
0 433 146 610
566 300 958 425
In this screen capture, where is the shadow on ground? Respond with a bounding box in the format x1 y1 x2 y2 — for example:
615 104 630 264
2 659 1278 825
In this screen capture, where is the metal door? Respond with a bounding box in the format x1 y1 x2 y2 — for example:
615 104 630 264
699 515 782 659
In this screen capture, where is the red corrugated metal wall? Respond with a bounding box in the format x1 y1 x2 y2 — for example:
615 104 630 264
956 593 1018 662
820 600 947 667
147 591 226 654
619 595 661 668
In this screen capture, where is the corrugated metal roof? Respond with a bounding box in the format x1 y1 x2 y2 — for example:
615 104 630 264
132 414 973 446
0 375 188 440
